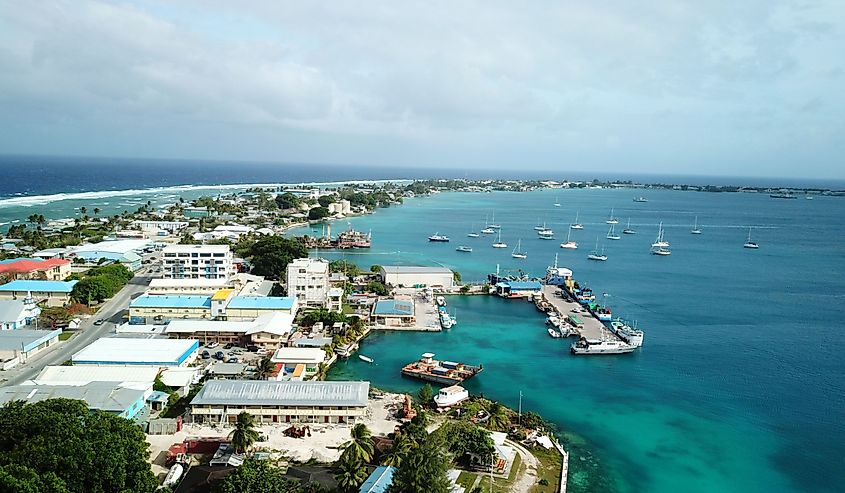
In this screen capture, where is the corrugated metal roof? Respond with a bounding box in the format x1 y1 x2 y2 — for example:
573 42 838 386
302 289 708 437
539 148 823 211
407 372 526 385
373 299 414 316
34 365 160 385
381 266 453 274
190 380 369 407
0 382 145 413
129 295 212 309
227 296 295 310
0 329 62 352
72 337 198 365
0 280 78 293
359 466 396 493
0 300 26 322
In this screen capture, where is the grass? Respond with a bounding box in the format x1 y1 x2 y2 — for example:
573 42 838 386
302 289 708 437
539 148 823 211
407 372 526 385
528 446 563 493
58 332 74 341
455 471 477 490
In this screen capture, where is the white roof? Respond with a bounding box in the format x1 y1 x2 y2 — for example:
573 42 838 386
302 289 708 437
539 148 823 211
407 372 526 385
214 224 253 233
159 367 198 387
381 265 453 275
149 278 229 288
162 244 231 253
72 338 198 365
271 347 326 364
72 239 152 255
165 312 294 337
33 365 159 386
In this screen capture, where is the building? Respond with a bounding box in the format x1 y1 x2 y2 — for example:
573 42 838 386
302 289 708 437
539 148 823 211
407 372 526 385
224 296 298 319
286 258 330 309
131 220 189 236
0 299 41 330
161 245 234 280
129 295 213 323
378 266 455 288
271 347 326 380
147 278 231 296
33 365 159 387
0 280 78 306
371 297 415 327
0 382 149 420
71 239 153 258
189 380 369 424
0 329 63 370
327 287 343 312
73 250 142 271
494 281 543 298
72 337 199 367
359 466 395 493
0 257 71 281
165 312 295 349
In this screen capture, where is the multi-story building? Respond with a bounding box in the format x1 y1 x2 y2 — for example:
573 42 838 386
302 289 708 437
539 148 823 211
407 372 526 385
286 258 330 309
161 245 234 280
0 258 71 281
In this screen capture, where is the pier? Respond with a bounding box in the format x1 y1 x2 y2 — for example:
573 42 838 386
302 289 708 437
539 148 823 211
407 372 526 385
540 285 614 341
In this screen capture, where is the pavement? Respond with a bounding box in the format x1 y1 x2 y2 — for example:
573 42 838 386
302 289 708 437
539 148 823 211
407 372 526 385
0 265 155 388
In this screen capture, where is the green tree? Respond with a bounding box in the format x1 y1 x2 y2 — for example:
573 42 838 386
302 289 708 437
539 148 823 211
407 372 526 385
433 420 495 461
248 236 308 279
317 195 335 207
334 454 368 493
274 192 301 210
452 270 461 283
229 412 260 454
71 276 120 304
369 264 382 273
0 399 157 493
308 206 330 221
365 281 388 296
417 383 433 406
387 435 452 493
256 358 277 380
381 433 412 467
486 402 511 432
340 423 374 463
0 464 70 493
215 457 304 493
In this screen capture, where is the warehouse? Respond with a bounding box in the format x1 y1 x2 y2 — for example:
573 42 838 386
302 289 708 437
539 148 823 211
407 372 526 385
0 382 149 420
189 380 369 424
371 298 416 327
129 295 213 323
0 329 63 370
33 365 160 388
72 337 199 366
0 280 78 307
378 266 455 288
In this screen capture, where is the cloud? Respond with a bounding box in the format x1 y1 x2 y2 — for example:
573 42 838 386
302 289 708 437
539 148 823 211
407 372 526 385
0 0 842 178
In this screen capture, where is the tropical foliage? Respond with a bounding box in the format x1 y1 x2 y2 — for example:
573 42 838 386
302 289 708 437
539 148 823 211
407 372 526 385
215 457 324 493
246 236 308 279
229 412 260 454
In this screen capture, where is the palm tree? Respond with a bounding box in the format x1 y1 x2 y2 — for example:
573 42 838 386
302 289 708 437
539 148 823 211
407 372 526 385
255 358 276 380
79 206 87 216
341 423 374 463
314 362 329 381
381 433 411 467
334 454 368 492
487 402 510 432
229 411 260 454
93 207 100 217
321 344 334 361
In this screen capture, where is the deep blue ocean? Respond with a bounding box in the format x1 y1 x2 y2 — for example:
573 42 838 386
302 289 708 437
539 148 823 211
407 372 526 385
3 156 844 492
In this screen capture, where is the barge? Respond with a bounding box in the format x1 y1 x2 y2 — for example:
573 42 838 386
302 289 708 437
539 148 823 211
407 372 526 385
401 352 483 385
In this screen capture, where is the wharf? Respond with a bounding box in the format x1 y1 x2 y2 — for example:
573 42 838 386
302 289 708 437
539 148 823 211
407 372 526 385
540 285 611 341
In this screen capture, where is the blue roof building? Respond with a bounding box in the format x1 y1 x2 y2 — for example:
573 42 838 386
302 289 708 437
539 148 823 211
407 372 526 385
495 280 542 298
74 250 142 272
372 299 414 316
227 296 296 310
130 295 212 309
359 466 395 493
0 280 78 293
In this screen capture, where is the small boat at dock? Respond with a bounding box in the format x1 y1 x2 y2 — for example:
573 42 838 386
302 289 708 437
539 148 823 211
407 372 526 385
571 336 636 355
401 353 483 385
548 327 562 338
433 385 469 408
359 355 374 363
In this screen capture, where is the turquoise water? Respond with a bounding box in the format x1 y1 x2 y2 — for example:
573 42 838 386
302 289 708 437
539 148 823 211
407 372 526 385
295 189 845 493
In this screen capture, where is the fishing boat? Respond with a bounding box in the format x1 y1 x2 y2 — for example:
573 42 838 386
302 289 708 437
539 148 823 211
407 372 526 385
651 222 670 248
587 239 608 261
456 245 473 253
511 239 527 259
401 353 483 385
428 233 450 242
570 211 583 230
623 218 636 234
691 216 702 235
359 355 374 363
438 308 456 329
571 336 636 355
606 208 619 224
610 320 644 347
548 327 562 338
537 228 555 239
743 227 759 249
492 230 508 248
560 228 578 249
633 196 648 203
433 385 469 408
606 224 620 240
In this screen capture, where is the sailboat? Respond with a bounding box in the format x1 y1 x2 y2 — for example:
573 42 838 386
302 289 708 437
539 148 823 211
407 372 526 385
691 216 702 235
743 227 759 249
554 195 561 207
560 228 578 249
606 224 620 240
511 239 527 259
651 222 670 248
489 212 501 230
534 219 546 231
623 218 636 234
606 208 619 224
587 238 608 261
467 223 480 238
570 211 583 230
492 230 508 248
481 215 495 234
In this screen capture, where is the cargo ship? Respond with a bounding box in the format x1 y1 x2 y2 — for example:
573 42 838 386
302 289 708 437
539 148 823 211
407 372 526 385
401 353 483 385
336 227 372 249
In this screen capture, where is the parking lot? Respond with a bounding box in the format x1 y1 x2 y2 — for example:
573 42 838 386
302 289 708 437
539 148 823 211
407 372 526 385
197 342 268 364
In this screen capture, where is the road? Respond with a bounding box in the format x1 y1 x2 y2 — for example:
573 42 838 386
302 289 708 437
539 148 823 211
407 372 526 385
0 268 154 388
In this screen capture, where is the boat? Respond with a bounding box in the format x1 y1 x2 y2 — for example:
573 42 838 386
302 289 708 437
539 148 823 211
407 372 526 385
634 196 648 203
806 195 814 200
554 195 561 207
433 385 469 408
743 227 759 249
571 336 636 355
534 220 546 231
359 355 374 363
606 208 619 224
511 239 527 259
456 245 473 252
429 233 450 242
548 327 562 338
467 224 480 238
623 218 636 234
401 353 483 385
560 228 577 249
570 211 583 230
438 308 456 329
336 227 372 249
610 320 644 347
587 239 607 261
537 228 555 239
770 192 796 199
606 224 620 240
488 212 501 229
651 247 672 256
436 296 446 306
492 230 508 248
481 215 495 234
651 222 670 248
691 216 702 235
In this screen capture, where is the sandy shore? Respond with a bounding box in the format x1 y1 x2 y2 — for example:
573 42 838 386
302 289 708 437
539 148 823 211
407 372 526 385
147 391 406 475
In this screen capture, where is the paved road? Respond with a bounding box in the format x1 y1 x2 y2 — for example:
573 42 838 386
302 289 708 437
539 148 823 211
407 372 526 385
0 269 154 388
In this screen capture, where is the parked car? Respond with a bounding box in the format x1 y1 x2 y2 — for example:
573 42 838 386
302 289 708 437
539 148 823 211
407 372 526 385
201 351 211 359
93 319 105 326
207 342 220 349
256 348 269 356
223 343 234 350
247 345 259 353
214 351 225 360
226 356 239 363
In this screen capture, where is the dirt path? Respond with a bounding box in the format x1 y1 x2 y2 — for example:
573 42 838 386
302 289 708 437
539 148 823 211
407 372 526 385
507 439 539 492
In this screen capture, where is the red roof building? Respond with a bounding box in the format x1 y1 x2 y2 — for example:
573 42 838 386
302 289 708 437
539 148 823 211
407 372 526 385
0 258 71 281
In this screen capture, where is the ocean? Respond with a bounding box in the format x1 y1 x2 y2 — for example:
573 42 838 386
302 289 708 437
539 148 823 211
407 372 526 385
4 156 844 492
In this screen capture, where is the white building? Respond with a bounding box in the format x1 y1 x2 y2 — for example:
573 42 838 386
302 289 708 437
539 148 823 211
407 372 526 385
131 220 189 236
286 258 330 309
379 266 455 288
161 244 235 280
71 337 199 367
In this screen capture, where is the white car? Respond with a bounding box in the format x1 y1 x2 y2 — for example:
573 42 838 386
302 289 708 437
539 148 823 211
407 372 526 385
206 342 220 349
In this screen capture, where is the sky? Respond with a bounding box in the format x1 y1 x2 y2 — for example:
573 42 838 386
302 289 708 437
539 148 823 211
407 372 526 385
0 0 843 179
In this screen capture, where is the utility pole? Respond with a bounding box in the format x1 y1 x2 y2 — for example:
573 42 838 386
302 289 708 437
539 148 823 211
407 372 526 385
518 390 523 426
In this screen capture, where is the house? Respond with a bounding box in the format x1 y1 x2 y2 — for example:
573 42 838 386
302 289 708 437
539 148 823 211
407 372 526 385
189 380 369 424
371 297 415 327
270 347 326 380
0 280 78 307
378 266 455 288
0 298 41 330
0 257 71 281
0 329 63 370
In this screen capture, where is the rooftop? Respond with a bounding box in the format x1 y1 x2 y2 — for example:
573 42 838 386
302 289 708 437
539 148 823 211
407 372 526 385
0 329 62 352
190 380 369 407
0 280 78 293
164 312 295 337
72 239 152 255
380 265 453 275
0 299 27 322
373 299 414 316
0 382 146 413
272 347 326 363
130 295 212 309
163 244 231 253
72 337 199 366
227 296 295 310
211 289 235 301
359 466 396 493
0 258 69 274
148 278 230 288
33 365 160 386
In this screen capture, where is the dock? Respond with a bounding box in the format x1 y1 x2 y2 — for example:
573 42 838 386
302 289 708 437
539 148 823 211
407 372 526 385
540 285 612 341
